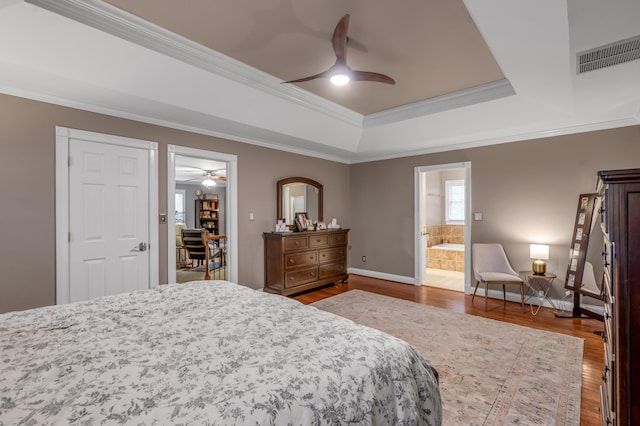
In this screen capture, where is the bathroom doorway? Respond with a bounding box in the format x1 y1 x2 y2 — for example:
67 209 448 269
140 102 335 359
414 162 471 293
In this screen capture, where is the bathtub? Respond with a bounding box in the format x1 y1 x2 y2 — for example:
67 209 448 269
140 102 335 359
427 243 464 271
432 243 464 251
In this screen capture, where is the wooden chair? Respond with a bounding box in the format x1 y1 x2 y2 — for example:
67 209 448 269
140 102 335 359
471 243 525 312
181 229 212 266
181 228 222 272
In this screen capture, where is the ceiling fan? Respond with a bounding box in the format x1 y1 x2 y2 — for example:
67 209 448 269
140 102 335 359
176 166 226 186
282 14 395 86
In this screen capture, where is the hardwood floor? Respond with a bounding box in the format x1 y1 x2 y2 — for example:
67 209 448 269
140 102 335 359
293 274 604 426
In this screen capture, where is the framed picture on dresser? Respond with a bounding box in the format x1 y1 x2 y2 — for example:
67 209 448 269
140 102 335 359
294 212 308 232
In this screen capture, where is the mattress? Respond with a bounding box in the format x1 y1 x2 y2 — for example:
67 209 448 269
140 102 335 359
0 281 441 425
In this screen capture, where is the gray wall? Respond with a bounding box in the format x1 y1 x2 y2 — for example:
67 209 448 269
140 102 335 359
350 125 640 298
0 93 350 313
2 90 639 313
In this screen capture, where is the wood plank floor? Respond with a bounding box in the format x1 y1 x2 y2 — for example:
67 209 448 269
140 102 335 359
293 274 604 426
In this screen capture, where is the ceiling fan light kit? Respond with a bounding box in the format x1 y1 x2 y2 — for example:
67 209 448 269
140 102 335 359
330 73 350 86
283 14 395 87
202 172 217 187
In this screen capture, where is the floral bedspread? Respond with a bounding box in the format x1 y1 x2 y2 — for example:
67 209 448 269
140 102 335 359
0 281 441 425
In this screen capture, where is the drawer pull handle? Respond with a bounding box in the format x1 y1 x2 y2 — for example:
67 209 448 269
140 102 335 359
309 256 314 260
310 272 315 276
289 259 294 263
316 239 321 242
289 277 294 281
339 251 343 256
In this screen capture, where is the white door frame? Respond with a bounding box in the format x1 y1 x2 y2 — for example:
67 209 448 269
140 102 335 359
167 145 238 284
414 161 472 293
55 126 159 304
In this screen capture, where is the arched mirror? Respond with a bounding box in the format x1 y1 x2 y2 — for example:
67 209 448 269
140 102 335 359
277 177 323 226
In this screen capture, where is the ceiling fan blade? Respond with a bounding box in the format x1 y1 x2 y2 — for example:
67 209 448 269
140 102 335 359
332 14 350 63
351 70 396 85
282 69 332 84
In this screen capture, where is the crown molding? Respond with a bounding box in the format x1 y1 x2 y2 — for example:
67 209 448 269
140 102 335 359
25 0 363 128
363 79 515 128
351 116 640 163
24 0 518 131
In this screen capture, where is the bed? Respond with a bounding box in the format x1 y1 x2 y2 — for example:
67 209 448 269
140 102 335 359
0 281 441 425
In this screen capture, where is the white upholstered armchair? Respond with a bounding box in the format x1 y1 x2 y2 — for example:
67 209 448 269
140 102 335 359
471 243 525 312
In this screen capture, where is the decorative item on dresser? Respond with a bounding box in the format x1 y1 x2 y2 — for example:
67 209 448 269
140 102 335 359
264 229 349 296
597 168 640 426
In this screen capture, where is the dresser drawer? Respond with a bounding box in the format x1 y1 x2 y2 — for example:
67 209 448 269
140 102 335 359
319 247 346 263
319 262 346 279
329 232 347 246
285 267 318 288
285 251 317 269
309 234 329 248
284 236 308 251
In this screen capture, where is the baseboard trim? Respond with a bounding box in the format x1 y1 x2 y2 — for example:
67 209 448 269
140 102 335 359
348 270 579 313
348 268 416 285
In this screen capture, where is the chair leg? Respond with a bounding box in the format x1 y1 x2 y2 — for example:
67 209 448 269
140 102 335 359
485 282 488 311
520 284 525 312
472 280 480 302
502 284 506 305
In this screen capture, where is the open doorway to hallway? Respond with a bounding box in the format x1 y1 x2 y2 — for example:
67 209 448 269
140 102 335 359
415 162 471 293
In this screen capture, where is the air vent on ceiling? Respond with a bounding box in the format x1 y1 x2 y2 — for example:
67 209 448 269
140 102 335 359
577 35 640 74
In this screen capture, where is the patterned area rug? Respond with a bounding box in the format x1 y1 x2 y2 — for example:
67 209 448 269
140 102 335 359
312 290 583 426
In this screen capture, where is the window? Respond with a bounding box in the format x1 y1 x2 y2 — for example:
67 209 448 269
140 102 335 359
445 180 465 224
175 189 186 224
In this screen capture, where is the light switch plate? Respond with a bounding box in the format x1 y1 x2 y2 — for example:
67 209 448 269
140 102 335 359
474 212 483 221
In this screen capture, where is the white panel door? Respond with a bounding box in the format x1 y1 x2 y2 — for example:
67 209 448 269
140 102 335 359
69 138 149 302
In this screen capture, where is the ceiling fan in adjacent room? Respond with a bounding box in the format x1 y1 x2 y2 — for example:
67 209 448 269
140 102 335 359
176 166 226 187
282 14 395 86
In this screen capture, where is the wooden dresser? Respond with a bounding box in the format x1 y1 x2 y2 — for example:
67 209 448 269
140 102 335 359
598 169 640 426
263 229 349 296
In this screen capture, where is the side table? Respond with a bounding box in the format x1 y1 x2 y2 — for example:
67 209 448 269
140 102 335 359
519 271 557 315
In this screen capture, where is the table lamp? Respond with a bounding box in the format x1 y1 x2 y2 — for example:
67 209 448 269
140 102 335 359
530 244 549 275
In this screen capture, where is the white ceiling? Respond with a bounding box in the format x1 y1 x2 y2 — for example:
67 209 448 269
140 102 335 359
1 0 639 163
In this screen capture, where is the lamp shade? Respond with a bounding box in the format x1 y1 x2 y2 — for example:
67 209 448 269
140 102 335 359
530 244 549 260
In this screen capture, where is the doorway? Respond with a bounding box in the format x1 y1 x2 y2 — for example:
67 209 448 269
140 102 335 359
55 127 159 304
414 162 471 293
167 145 238 284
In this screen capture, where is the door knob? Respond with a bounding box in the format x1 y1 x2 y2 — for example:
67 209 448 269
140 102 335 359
131 242 148 252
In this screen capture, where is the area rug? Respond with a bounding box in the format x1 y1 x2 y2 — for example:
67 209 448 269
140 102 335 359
311 290 583 426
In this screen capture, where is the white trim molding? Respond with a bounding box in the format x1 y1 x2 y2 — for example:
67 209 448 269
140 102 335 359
365 79 515 128
167 145 239 284
24 0 513 132
25 0 362 128
55 126 159 304
348 268 415 285
414 162 472 292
